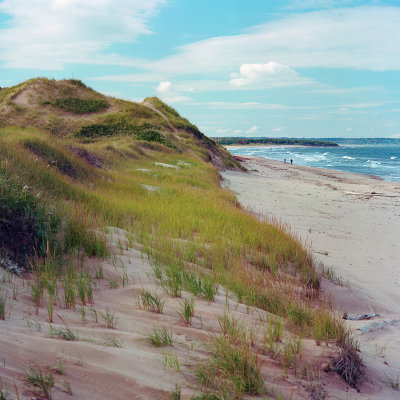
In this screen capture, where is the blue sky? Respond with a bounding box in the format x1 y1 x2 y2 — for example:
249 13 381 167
1 0 400 138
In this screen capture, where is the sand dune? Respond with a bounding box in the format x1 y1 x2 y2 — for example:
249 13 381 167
0 227 343 400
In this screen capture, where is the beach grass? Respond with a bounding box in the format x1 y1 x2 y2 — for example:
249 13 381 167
0 124 349 341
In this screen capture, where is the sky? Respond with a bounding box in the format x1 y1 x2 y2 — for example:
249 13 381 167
1 0 400 138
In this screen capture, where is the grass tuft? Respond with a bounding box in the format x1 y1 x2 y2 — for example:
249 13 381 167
145 326 174 347
178 297 195 325
196 335 264 397
138 289 165 313
102 335 124 348
24 363 54 399
169 384 181 400
50 325 79 341
101 307 119 329
163 351 180 372
384 370 400 390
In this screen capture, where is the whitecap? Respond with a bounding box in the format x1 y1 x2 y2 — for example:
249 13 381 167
390 156 397 160
342 156 355 160
366 159 381 164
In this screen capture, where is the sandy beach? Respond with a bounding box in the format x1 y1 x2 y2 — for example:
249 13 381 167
222 156 400 399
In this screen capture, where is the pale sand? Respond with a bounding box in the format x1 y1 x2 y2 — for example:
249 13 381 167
222 156 400 399
0 227 340 400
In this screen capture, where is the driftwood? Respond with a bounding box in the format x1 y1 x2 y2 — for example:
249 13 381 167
359 319 399 334
343 313 377 321
343 191 400 198
0 258 23 276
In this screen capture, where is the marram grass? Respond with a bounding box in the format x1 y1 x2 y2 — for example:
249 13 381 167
0 102 349 351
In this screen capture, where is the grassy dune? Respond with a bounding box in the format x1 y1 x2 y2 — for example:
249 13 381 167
0 79 361 398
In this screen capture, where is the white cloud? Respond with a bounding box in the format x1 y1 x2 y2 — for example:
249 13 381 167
154 80 192 103
0 0 165 69
246 126 259 134
229 61 312 88
156 81 171 93
233 129 243 134
346 127 352 131
272 126 287 132
216 128 232 134
148 7 400 74
392 133 400 138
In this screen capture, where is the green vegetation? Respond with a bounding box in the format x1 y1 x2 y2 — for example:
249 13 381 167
216 137 339 147
156 263 218 301
196 335 264 397
0 293 6 320
0 380 9 400
24 363 55 399
163 351 180 372
0 78 363 395
49 325 79 341
102 335 124 348
101 307 119 329
138 289 166 313
170 384 182 400
76 121 179 150
24 137 80 179
384 370 400 390
48 97 109 114
178 296 195 325
68 79 88 88
0 167 55 266
145 327 174 347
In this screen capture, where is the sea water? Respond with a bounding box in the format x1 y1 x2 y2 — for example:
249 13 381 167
226 139 400 182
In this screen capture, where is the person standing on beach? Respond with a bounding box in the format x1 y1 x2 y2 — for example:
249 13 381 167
284 158 286 163
290 159 293 165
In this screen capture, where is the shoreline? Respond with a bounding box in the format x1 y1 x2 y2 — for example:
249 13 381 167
223 144 337 149
222 156 400 399
232 154 386 181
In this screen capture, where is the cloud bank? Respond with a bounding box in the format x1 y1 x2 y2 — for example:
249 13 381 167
0 0 165 69
148 6 400 74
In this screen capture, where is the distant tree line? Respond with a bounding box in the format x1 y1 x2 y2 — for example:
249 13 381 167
215 137 339 147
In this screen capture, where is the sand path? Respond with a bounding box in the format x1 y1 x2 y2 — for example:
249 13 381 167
222 156 400 399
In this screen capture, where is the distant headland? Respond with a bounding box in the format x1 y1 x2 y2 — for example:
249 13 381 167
215 137 339 147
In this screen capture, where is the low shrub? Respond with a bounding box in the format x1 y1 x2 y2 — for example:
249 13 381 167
50 97 109 114
76 122 179 151
68 79 87 88
0 168 57 266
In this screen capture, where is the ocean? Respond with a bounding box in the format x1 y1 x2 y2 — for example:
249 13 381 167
226 138 400 182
